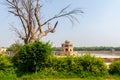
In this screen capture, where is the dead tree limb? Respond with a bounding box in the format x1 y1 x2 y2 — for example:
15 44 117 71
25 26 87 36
6 0 83 44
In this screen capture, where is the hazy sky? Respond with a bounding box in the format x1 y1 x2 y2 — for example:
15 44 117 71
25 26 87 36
1 0 120 47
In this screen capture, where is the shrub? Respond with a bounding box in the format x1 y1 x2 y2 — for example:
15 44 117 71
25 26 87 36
17 40 53 73
45 54 108 77
0 53 13 71
0 53 17 79
109 60 120 75
78 54 108 77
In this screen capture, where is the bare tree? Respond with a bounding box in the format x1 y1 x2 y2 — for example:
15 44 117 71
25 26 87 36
6 0 83 44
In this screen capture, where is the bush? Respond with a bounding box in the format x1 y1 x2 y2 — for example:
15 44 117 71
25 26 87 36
78 54 108 77
45 54 108 77
0 53 13 71
17 40 53 73
109 60 120 75
0 53 17 80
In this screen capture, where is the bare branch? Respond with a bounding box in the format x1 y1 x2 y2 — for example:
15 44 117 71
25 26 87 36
10 24 25 40
50 21 58 33
6 0 83 44
58 4 71 15
42 6 83 26
34 0 43 33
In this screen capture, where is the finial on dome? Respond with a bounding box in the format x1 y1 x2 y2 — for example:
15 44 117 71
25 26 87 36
65 40 70 43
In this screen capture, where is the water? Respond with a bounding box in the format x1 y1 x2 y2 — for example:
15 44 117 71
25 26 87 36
78 52 120 58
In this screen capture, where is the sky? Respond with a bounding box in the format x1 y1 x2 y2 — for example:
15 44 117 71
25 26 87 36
1 0 120 47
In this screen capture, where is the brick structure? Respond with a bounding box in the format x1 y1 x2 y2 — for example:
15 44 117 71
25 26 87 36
55 40 78 56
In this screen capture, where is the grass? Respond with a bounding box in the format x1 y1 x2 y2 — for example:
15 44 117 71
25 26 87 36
0 72 120 80
1 71 120 80
15 75 120 80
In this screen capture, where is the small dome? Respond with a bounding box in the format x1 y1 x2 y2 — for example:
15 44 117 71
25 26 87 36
65 40 70 43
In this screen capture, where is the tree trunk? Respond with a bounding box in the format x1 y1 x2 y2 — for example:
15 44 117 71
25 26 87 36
6 0 83 44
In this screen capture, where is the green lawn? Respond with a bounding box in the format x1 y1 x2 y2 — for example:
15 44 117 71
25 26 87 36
16 77 119 80
1 74 120 80
15 75 120 80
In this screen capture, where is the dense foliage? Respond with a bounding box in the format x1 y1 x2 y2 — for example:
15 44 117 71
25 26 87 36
1 52 120 79
0 53 13 71
3 41 120 79
17 41 53 73
7 41 23 52
109 60 120 75
0 53 16 80
44 54 108 77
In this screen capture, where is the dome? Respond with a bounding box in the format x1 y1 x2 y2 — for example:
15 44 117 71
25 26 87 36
65 40 70 43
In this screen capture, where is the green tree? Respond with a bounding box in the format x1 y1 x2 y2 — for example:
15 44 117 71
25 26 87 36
18 40 53 73
7 41 22 54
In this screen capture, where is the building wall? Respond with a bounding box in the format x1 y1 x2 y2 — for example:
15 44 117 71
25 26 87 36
0 48 6 53
60 40 77 56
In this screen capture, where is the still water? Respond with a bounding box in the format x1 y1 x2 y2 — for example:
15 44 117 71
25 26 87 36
78 51 120 58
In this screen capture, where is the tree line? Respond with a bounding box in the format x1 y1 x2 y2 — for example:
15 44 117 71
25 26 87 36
53 46 120 51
